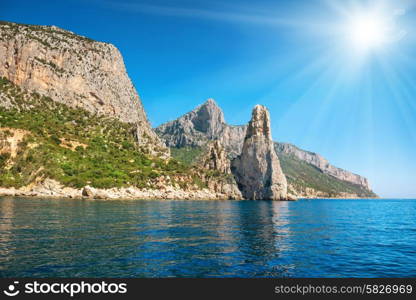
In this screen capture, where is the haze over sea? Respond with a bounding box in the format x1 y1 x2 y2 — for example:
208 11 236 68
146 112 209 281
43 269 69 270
0 197 415 278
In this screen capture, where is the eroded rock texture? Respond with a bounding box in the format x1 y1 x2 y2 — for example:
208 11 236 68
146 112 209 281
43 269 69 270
155 98 246 157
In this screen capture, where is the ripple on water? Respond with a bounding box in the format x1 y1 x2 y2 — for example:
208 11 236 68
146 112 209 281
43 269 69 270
0 198 416 277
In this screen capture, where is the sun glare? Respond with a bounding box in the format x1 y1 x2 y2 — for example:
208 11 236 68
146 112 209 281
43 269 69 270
346 13 390 51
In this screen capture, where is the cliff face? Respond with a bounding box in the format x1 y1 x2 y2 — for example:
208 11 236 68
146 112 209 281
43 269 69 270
218 124 247 158
156 98 224 147
200 140 231 174
0 21 167 157
155 98 246 157
274 142 370 190
231 105 288 200
199 140 243 199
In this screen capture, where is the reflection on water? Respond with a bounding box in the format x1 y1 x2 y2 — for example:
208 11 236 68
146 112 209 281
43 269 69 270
0 198 14 258
0 197 415 277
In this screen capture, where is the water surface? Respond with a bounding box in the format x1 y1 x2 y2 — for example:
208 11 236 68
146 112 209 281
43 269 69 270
0 197 415 277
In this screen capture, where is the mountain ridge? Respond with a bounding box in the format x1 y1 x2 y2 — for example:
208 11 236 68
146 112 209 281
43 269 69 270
156 98 377 198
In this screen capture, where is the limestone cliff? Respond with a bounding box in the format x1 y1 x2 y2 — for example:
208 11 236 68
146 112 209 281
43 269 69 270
218 124 247 158
231 105 288 200
200 140 231 174
155 99 223 147
0 21 167 157
155 98 245 157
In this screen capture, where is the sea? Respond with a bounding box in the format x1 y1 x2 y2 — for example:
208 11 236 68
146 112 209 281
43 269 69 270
0 197 415 277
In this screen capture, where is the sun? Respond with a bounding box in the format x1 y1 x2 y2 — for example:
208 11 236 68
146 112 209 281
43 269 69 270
346 13 390 51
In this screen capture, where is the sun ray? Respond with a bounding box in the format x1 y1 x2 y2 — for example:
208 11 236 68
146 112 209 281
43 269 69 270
375 55 416 143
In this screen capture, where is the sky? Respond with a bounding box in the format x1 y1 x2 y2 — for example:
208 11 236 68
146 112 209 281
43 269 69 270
1 0 416 198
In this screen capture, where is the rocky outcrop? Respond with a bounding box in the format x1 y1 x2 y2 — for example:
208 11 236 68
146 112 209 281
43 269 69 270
156 99 374 194
218 124 247 158
275 142 370 189
157 101 290 200
155 98 246 157
205 179 243 200
190 98 225 139
0 22 140 122
199 140 243 199
0 21 168 158
231 105 288 200
156 98 225 148
200 140 231 174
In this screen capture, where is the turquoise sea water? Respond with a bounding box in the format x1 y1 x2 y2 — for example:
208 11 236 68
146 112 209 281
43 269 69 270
0 197 415 277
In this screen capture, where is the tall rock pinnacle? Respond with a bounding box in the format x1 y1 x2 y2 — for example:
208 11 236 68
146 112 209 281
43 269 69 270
232 105 288 200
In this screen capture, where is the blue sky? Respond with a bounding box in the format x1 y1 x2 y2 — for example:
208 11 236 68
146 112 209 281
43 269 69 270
2 0 416 198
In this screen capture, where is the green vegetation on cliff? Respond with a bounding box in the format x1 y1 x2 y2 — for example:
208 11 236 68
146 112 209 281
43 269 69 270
0 77 190 189
169 139 376 198
170 147 204 166
278 153 377 197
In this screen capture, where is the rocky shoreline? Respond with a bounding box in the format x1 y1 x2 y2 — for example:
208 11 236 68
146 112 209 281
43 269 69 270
0 188 375 200
0 178 374 201
0 178 247 200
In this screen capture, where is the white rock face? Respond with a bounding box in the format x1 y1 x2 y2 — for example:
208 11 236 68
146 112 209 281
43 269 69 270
0 21 168 157
218 124 247 158
198 140 243 199
156 98 225 147
201 140 231 174
155 98 247 156
232 105 288 200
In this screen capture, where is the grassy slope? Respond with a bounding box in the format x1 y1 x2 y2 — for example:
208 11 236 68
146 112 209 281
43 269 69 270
0 77 191 189
170 147 204 166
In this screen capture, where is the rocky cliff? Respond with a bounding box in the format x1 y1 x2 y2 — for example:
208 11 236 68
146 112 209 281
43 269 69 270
218 124 247 158
155 98 224 147
199 140 243 199
0 21 167 157
274 142 370 189
157 99 376 198
1 67 249 200
200 140 231 174
155 98 246 157
231 105 288 200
